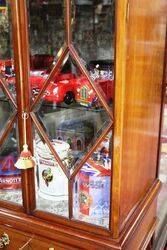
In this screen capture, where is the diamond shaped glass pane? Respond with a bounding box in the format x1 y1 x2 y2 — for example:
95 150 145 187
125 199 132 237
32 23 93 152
34 54 111 174
0 85 14 136
34 129 69 217
73 131 112 228
0 2 16 99
72 1 115 100
27 0 66 74
0 123 22 205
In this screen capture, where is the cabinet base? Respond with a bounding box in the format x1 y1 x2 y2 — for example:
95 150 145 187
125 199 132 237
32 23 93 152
0 180 160 249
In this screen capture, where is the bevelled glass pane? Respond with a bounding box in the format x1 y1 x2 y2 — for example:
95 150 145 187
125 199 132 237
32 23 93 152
73 131 112 228
0 124 22 205
0 86 14 136
72 1 115 84
34 54 111 174
27 0 66 73
0 2 16 98
34 130 69 217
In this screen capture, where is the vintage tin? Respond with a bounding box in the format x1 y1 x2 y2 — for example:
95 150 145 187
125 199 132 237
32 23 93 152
35 139 70 201
76 159 111 218
0 155 21 190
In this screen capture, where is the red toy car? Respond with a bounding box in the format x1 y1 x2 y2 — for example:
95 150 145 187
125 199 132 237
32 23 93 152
44 75 114 107
1 58 114 107
4 72 114 107
44 73 76 104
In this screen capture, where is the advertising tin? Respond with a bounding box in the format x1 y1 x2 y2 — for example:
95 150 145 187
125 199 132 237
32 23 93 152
35 139 69 201
76 159 111 218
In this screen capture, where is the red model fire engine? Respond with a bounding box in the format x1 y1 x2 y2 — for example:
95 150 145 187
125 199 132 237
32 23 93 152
44 73 76 104
44 75 114 107
0 58 114 107
73 76 114 107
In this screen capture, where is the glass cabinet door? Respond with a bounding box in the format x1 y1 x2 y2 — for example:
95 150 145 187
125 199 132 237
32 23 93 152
0 1 22 205
0 0 115 228
28 0 115 229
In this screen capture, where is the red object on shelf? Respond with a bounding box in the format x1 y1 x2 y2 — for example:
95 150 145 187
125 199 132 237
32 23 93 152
74 76 114 107
1 58 114 106
30 54 54 71
44 74 76 103
44 74 114 106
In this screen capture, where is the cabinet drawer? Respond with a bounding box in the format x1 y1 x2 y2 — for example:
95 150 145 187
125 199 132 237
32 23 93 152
0 225 67 250
0 225 29 249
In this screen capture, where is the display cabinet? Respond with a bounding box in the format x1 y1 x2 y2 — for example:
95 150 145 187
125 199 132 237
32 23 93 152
0 0 166 249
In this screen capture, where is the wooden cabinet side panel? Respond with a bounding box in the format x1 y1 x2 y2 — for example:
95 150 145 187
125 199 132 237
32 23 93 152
119 0 166 228
122 198 157 250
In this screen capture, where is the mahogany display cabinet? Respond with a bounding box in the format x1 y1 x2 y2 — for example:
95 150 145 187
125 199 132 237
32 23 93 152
0 0 166 249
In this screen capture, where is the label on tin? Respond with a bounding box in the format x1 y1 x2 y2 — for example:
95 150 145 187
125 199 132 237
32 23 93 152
78 171 110 217
0 155 21 190
36 155 68 199
35 139 70 160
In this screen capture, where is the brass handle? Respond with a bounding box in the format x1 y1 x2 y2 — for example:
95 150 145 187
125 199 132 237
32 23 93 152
0 233 10 248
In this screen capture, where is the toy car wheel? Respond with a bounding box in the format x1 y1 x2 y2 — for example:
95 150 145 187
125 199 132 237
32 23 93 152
64 91 75 105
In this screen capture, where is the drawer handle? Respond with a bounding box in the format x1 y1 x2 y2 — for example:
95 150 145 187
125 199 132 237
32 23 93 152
0 233 10 248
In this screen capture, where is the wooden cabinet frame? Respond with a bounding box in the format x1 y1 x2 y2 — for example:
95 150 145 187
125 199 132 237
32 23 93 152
0 0 166 248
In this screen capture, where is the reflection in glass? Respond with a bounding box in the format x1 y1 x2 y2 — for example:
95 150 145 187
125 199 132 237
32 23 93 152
27 0 66 72
0 124 22 205
0 87 14 136
72 1 115 109
0 1 15 97
72 1 115 70
34 54 111 174
27 0 66 103
73 131 112 228
156 102 167 243
34 130 68 217
0 1 13 60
